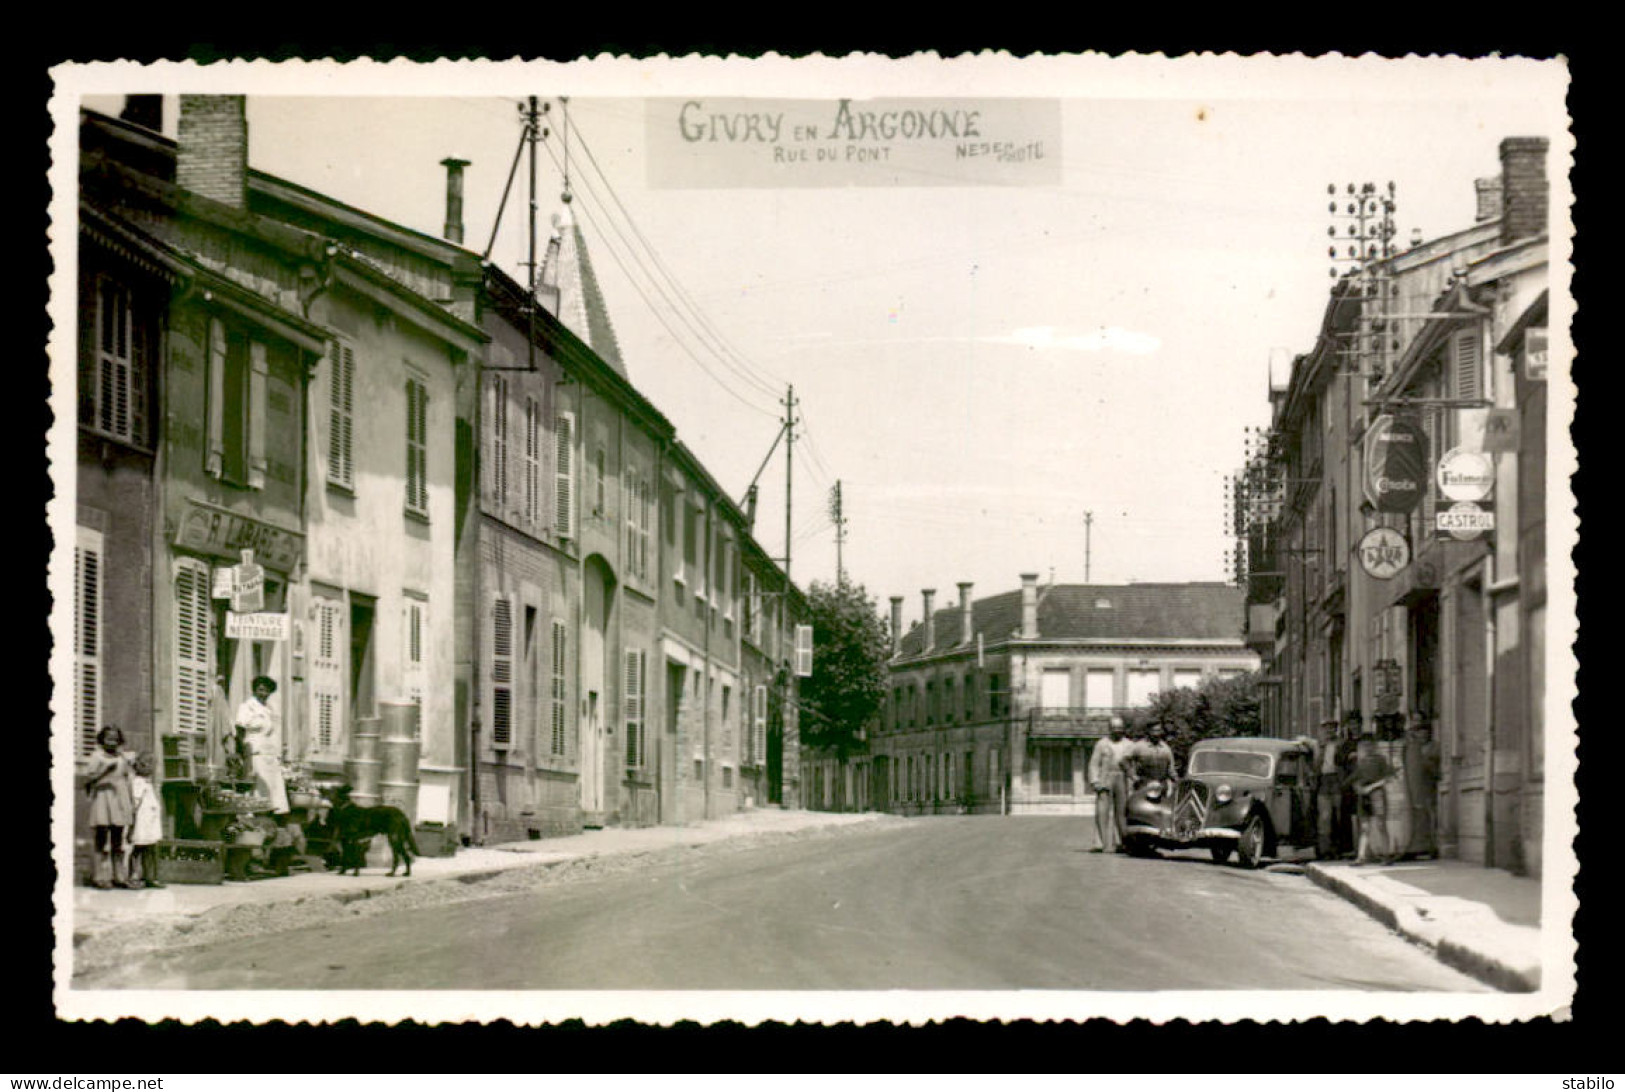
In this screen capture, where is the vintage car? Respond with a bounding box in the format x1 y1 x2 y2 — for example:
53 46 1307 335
1121 736 1319 868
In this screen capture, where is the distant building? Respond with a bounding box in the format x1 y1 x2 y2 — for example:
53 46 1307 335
870 578 1258 815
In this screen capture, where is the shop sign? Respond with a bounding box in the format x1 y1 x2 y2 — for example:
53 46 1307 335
1357 526 1410 580
1483 408 1521 454
1436 501 1495 541
1362 414 1428 515
1373 658 1403 715
231 549 264 613
212 567 234 600
175 500 302 571
226 611 289 641
1436 447 1495 502
1523 327 1548 381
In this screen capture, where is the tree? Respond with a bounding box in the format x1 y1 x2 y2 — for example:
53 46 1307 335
1125 671 1263 770
798 579 890 758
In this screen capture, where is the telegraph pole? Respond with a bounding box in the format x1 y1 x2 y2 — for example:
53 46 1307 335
783 385 798 588
830 480 846 586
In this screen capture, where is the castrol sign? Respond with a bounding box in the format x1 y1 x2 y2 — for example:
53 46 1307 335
1363 414 1428 515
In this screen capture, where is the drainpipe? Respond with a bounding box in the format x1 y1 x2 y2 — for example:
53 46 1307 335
1482 556 1497 868
469 347 484 843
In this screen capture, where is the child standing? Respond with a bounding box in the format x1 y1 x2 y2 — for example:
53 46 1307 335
84 726 133 889
126 753 164 889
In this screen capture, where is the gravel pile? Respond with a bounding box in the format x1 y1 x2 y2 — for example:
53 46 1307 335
73 815 908 978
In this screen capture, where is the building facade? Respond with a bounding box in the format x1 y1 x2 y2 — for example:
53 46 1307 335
870 578 1258 816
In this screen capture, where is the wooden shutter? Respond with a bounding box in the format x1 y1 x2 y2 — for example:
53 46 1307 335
1452 328 1482 402
327 342 354 489
95 277 133 442
406 378 429 515
310 596 346 755
491 598 513 748
172 557 213 738
75 528 105 758
554 411 576 539
490 376 508 511
524 396 540 526
753 684 768 768
624 648 644 769
404 598 426 713
550 620 567 756
207 319 227 477
248 341 268 490
795 624 814 677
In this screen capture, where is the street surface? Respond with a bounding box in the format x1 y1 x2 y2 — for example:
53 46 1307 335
79 816 1486 991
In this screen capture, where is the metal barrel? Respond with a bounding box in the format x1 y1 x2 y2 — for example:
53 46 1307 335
343 756 382 798
379 780 420 822
351 716 382 762
378 699 422 788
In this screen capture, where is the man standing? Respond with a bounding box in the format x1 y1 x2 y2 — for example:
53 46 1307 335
1089 717 1128 853
1314 720 1344 860
1351 734 1395 865
1135 724 1178 786
1403 714 1442 859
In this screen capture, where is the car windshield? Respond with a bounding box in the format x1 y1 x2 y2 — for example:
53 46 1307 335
1188 750 1273 779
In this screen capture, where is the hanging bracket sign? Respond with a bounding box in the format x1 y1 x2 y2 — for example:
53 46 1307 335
226 611 289 641
1363 414 1428 515
231 548 265 613
1436 447 1495 502
1357 526 1410 580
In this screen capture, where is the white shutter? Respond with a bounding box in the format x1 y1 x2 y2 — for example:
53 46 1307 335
524 396 540 526
248 341 268 489
491 598 513 748
753 684 768 768
490 376 508 511
207 319 227 477
550 620 568 756
310 596 346 756
624 648 644 769
95 277 134 442
173 557 213 738
795 624 814 677
555 411 576 539
75 528 105 758
327 342 354 490
1452 328 1482 402
403 598 426 712
406 378 429 515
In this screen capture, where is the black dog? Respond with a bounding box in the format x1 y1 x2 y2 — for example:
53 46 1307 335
325 786 421 877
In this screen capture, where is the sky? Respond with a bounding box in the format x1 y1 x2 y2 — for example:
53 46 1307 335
77 55 1569 630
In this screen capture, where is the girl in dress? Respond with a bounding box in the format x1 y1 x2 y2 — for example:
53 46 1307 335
84 726 133 889
126 753 164 889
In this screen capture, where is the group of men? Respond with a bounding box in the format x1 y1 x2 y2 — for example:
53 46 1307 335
1313 712 1441 866
1086 717 1176 854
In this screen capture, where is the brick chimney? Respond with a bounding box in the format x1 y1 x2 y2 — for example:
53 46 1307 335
1473 177 1503 223
958 582 975 645
889 596 904 658
440 157 471 244
177 95 248 209
1020 573 1039 639
119 95 163 132
1499 136 1549 246
921 589 936 655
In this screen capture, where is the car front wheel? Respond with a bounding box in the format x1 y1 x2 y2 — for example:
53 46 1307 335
1237 814 1267 869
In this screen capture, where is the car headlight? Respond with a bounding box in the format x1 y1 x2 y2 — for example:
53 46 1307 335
1143 780 1164 802
1214 784 1233 804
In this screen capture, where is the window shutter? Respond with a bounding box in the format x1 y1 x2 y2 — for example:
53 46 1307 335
404 598 426 712
524 396 541 526
753 684 768 768
406 379 429 515
207 319 227 477
172 558 213 738
491 598 513 748
1452 328 1482 402
95 278 135 442
795 624 814 677
554 411 576 539
75 528 105 758
624 648 644 769
550 620 568 756
248 341 268 490
491 376 509 511
310 597 346 755
327 342 354 489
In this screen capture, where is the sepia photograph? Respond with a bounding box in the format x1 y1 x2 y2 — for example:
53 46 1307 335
45 53 1576 1028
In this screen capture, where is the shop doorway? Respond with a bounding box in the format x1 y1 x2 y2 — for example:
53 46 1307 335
350 595 376 726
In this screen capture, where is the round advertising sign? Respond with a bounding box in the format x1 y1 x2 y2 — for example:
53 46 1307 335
1436 447 1495 502
1357 526 1410 579
1438 501 1495 541
1363 414 1428 515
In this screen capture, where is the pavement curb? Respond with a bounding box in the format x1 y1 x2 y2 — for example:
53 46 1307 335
1304 862 1540 993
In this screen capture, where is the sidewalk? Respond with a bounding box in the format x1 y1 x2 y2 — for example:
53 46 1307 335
1305 857 1544 992
68 808 890 969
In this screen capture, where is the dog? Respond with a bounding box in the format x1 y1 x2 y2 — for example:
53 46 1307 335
324 785 421 877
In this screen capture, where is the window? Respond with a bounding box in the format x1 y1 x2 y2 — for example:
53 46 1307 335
487 375 508 507
963 673 973 720
554 411 576 539
1127 669 1160 707
550 620 568 756
208 318 268 488
403 597 427 712
1039 747 1072 796
327 340 355 490
624 467 652 581
405 377 429 517
593 447 607 515
74 527 105 758
88 276 151 447
523 396 541 525
624 648 646 769
682 503 698 589
1041 668 1071 710
722 685 733 751
490 598 513 749
987 673 1006 718
924 681 935 725
1173 669 1202 692
1451 327 1483 403
752 684 768 768
945 677 957 722
746 571 763 645
722 765 733 789
1085 669 1115 712
172 558 213 745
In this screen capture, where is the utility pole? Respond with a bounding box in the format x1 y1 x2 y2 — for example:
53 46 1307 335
829 480 846 586
782 384 798 808
1083 510 1093 583
783 385 798 588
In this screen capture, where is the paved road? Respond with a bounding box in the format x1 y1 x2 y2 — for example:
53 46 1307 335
80 816 1486 991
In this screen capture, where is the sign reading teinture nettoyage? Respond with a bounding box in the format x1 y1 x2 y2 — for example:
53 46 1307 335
1362 414 1428 515
1357 526 1410 580
226 611 289 642
646 98 1062 189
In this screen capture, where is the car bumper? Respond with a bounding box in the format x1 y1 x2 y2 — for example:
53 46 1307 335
1123 823 1242 842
